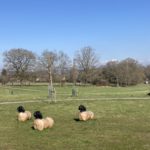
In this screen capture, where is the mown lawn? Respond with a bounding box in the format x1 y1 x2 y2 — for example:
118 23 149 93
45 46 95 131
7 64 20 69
0 84 150 102
0 84 150 150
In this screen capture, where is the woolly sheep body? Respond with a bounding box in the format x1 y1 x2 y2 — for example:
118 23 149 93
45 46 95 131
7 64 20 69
33 117 54 131
79 111 94 121
33 119 44 131
43 117 54 128
18 111 32 122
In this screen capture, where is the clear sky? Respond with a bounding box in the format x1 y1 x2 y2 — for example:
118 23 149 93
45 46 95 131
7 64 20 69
0 0 150 68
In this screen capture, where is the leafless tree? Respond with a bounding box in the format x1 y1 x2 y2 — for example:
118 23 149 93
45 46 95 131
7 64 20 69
0 68 8 85
57 51 71 86
102 60 120 86
3 48 36 85
102 58 145 86
75 46 99 83
118 58 145 86
144 65 150 82
71 58 79 85
39 50 57 86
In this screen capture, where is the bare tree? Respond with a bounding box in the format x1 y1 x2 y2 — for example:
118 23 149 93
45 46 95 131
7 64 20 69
119 58 145 86
3 48 35 85
102 60 120 86
102 58 145 86
39 50 57 102
75 46 99 83
71 58 79 85
1 68 8 85
57 51 71 86
144 65 150 82
39 50 57 86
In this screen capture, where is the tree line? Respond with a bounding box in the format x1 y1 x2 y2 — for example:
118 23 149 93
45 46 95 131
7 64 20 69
0 47 150 86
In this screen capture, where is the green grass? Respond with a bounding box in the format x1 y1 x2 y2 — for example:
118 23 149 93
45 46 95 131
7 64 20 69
0 84 150 102
0 84 150 149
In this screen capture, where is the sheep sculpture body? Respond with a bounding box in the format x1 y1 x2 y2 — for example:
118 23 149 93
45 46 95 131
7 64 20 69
17 106 32 122
78 105 94 121
33 111 54 131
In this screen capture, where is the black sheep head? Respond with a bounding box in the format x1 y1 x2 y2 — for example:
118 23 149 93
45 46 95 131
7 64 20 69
17 106 25 113
33 111 43 119
78 105 86 112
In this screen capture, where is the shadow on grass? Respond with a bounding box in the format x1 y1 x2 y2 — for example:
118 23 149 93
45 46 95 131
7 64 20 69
74 118 97 122
74 118 80 122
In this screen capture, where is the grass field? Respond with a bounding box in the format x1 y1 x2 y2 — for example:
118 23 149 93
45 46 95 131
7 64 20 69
0 84 150 150
0 84 150 102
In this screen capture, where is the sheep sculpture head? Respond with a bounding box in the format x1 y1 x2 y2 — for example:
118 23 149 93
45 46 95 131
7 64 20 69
17 106 25 113
33 111 43 119
78 105 86 112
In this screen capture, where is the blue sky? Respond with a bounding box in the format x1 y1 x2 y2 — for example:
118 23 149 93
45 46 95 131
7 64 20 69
0 0 150 68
